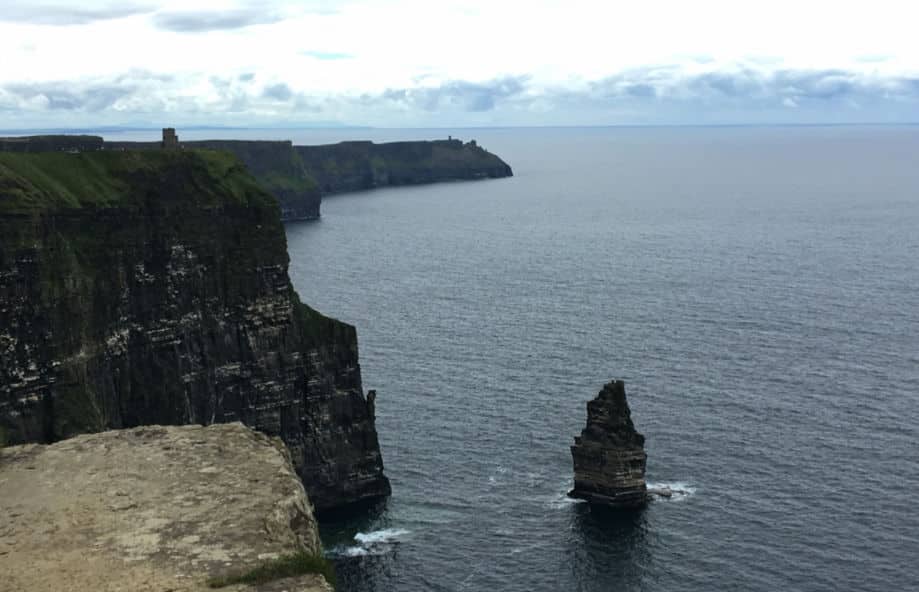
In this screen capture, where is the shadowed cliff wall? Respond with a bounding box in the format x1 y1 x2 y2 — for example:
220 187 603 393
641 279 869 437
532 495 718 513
296 139 513 194
0 149 389 511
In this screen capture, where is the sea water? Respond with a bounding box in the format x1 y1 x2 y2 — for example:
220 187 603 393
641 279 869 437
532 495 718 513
183 125 919 591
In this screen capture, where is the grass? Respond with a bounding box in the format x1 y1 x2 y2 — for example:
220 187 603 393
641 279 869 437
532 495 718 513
0 426 7 448
0 149 276 214
206 551 336 589
292 292 357 347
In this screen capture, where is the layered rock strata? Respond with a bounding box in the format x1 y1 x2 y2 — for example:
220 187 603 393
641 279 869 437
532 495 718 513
0 423 332 592
569 380 648 508
0 149 390 512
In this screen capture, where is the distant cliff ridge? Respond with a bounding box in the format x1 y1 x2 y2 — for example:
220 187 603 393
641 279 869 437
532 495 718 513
0 149 390 512
0 133 513 221
0 135 104 153
296 138 513 194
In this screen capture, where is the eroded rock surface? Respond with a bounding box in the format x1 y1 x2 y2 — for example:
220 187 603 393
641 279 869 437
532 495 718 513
0 423 332 592
569 380 648 508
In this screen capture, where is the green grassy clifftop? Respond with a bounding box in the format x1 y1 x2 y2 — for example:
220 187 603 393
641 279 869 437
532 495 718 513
1 134 514 221
0 150 273 214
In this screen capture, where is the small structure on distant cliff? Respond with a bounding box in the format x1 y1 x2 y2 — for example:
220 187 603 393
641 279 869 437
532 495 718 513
569 380 648 508
161 127 179 149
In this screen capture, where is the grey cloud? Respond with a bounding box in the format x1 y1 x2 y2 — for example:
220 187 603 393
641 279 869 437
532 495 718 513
262 83 294 101
584 67 919 106
0 2 154 25
689 71 762 97
153 9 283 32
4 67 919 128
772 70 856 100
381 76 528 112
623 83 657 98
4 82 135 111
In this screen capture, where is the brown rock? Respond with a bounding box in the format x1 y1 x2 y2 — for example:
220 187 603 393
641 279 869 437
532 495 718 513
0 423 332 592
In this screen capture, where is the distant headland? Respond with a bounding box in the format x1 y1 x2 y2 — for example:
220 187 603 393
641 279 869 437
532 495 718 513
0 129 514 221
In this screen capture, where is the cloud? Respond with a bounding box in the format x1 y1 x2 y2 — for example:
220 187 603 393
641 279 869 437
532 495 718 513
152 8 283 32
0 1 154 26
3 82 135 111
262 83 294 101
582 67 919 107
301 50 354 60
381 76 529 112
2 65 919 129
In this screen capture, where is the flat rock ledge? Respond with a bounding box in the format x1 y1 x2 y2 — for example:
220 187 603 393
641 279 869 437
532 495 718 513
0 423 332 592
568 380 648 508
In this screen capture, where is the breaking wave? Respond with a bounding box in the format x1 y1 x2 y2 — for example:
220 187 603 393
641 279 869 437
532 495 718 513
647 481 696 501
328 528 412 558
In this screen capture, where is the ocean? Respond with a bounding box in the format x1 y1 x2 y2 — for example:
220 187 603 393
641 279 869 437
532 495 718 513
134 125 919 590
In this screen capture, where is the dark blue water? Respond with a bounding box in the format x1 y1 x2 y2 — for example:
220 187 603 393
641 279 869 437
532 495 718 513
281 126 919 591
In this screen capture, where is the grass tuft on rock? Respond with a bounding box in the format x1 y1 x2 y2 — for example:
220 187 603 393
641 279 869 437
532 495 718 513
206 551 336 589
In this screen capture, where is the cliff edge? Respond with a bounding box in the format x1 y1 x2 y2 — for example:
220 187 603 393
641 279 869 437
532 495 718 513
1 134 513 221
105 139 323 221
0 149 390 512
296 138 513 194
0 423 332 592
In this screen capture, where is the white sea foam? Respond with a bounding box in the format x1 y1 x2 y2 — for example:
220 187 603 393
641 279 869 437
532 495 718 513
647 481 696 501
353 528 411 545
338 545 372 557
328 528 412 558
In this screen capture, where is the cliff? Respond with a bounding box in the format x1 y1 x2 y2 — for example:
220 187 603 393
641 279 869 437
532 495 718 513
569 380 648 508
296 139 513 194
1 135 513 221
106 139 322 221
0 423 332 592
0 149 389 512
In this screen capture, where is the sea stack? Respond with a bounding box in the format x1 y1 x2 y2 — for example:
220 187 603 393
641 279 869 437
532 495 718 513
569 380 648 508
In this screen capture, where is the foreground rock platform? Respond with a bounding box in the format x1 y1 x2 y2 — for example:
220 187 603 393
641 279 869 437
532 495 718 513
568 380 648 508
0 423 331 592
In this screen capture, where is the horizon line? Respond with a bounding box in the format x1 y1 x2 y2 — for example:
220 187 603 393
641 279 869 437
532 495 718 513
2 122 919 135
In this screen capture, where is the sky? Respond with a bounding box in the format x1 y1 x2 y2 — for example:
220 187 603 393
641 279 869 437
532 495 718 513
1 0 918 128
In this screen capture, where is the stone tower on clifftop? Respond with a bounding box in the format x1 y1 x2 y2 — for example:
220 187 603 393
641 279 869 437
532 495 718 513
161 128 179 149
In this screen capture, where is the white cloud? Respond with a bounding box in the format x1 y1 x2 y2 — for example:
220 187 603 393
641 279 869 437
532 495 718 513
1 0 918 127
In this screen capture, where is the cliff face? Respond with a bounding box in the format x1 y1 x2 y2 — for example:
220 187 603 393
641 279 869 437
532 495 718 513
107 139 323 221
569 380 648 508
0 423 331 591
296 139 513 194
189 140 321 221
0 150 389 512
